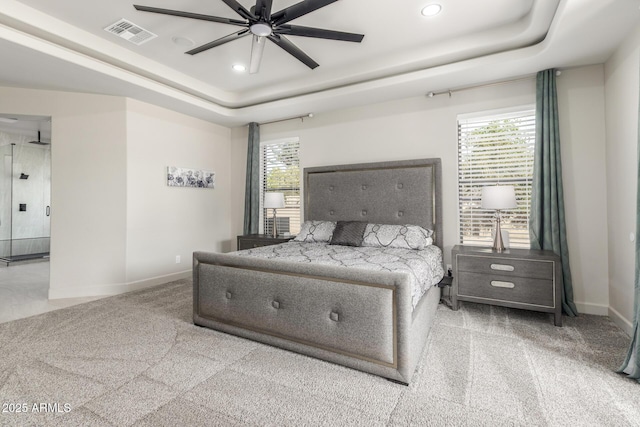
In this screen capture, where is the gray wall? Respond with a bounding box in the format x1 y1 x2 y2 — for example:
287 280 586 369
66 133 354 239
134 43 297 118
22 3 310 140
230 65 611 317
604 24 640 335
0 88 233 299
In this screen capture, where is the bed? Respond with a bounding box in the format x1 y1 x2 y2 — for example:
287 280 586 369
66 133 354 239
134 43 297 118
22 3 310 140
193 158 444 384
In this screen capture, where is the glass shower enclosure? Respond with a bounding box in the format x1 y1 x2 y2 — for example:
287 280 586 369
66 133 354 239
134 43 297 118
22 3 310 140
0 127 51 263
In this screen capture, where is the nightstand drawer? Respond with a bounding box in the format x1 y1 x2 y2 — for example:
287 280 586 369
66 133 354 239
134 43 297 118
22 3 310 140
451 245 562 326
237 235 293 251
457 271 554 307
239 241 260 250
239 240 279 250
456 255 553 280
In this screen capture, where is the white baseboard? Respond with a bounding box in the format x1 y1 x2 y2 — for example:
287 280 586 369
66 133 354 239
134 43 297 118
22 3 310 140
48 270 191 300
574 301 609 316
574 302 634 337
608 306 634 337
126 270 191 292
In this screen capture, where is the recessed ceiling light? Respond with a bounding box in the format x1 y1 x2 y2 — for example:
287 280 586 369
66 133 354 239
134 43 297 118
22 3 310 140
171 36 195 47
421 4 442 17
232 64 247 72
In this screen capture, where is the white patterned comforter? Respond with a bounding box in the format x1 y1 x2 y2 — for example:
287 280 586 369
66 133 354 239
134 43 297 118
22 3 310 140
232 242 444 309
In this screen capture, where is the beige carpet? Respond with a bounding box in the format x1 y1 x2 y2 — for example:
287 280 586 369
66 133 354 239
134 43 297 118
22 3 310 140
0 279 638 426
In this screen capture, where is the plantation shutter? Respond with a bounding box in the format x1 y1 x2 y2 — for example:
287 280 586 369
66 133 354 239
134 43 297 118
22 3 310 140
457 109 535 248
261 138 301 235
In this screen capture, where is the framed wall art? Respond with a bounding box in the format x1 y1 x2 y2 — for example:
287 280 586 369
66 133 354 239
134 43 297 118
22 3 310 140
167 166 215 189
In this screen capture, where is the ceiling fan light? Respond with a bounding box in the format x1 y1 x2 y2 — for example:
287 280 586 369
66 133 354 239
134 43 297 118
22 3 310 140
232 64 247 72
249 35 267 74
421 4 442 17
250 23 272 37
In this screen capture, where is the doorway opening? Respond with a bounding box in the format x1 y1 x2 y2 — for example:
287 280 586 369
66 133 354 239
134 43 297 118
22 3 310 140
0 114 51 266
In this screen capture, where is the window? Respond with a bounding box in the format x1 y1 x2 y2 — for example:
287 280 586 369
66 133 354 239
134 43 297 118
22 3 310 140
457 107 535 248
261 137 301 235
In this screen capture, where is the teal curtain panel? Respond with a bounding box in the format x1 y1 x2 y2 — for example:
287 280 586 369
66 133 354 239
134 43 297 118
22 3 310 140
243 122 260 235
618 63 640 382
529 69 578 317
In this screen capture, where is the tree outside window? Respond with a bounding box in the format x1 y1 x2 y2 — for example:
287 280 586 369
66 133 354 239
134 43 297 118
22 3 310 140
262 138 301 235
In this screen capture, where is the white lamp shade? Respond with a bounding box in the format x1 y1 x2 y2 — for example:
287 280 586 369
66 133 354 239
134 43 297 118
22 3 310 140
264 192 285 209
481 185 517 210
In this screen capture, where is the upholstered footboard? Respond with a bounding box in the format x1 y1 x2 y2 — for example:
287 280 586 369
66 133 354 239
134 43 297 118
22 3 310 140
193 251 441 384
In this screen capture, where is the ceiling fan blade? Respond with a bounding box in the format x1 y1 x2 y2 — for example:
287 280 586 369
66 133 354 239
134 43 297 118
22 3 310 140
134 5 247 26
267 34 319 69
249 35 267 73
275 24 364 42
272 0 338 26
186 29 250 55
254 0 273 20
219 0 256 21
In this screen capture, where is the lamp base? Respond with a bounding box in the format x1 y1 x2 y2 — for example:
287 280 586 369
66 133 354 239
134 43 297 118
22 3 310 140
492 211 506 253
272 209 278 238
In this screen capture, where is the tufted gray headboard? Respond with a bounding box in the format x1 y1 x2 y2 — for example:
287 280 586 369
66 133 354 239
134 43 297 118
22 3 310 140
304 158 443 250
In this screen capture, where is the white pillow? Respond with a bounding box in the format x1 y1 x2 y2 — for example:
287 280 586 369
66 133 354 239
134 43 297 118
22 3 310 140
362 224 433 250
293 220 337 243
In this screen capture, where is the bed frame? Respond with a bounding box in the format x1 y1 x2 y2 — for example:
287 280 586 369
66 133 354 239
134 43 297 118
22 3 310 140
193 158 443 384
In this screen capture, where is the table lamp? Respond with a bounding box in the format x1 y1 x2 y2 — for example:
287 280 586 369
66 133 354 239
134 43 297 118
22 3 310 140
264 192 285 238
481 185 517 252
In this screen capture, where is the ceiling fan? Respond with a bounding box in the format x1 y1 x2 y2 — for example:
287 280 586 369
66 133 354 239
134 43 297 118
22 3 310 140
133 0 365 73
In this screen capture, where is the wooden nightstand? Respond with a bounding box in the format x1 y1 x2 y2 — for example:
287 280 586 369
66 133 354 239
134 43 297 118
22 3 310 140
451 245 562 326
237 234 293 251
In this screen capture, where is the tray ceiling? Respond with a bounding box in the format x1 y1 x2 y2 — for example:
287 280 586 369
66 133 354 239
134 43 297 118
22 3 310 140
0 0 638 125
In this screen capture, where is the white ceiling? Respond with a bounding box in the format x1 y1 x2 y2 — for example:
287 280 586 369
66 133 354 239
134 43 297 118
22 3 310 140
0 114 51 144
0 0 638 126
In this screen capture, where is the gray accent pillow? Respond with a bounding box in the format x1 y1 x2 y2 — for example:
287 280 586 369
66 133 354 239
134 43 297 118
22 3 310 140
330 221 368 247
293 220 336 243
362 224 433 250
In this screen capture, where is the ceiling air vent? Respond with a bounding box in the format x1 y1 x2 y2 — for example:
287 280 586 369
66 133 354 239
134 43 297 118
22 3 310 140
104 19 157 46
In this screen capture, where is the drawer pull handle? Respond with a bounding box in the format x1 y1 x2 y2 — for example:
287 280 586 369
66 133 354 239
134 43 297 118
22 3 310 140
491 280 515 289
491 264 515 272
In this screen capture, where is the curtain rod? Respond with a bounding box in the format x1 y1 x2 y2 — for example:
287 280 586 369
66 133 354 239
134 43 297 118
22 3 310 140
256 113 314 126
424 71 561 98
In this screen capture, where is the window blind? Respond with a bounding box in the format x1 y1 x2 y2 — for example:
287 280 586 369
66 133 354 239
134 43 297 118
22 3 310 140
261 138 301 235
457 109 535 248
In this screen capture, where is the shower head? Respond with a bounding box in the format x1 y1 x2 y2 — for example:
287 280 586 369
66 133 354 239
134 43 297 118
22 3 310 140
28 131 50 146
